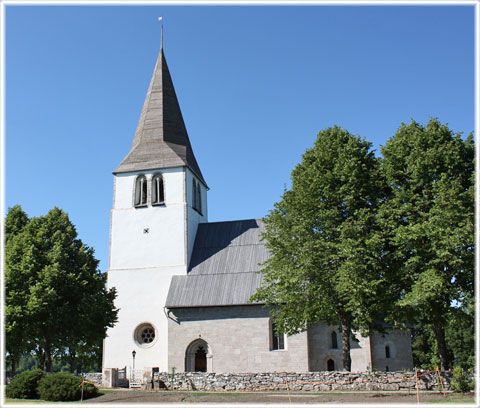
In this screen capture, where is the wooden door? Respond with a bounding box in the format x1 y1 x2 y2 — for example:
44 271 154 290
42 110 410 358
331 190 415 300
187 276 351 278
195 346 207 372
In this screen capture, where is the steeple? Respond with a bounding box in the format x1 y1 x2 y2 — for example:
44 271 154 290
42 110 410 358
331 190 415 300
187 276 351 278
115 48 206 186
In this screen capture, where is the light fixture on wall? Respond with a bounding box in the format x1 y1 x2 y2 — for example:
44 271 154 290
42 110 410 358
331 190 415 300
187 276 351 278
132 349 136 370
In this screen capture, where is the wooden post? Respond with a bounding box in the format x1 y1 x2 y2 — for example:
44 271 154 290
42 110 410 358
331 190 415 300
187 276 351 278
285 379 292 404
415 367 420 404
436 367 447 398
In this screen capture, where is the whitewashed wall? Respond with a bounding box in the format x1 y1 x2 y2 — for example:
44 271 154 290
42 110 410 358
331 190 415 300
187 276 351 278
104 166 208 373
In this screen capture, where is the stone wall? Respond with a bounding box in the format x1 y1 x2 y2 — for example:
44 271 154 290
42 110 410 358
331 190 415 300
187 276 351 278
80 372 103 387
168 306 310 373
147 370 454 392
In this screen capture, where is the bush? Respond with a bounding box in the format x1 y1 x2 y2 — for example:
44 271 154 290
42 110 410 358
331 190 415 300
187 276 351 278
451 367 474 393
5 369 46 399
38 373 98 401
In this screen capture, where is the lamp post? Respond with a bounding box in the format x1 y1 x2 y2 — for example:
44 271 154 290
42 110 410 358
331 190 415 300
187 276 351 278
132 350 136 371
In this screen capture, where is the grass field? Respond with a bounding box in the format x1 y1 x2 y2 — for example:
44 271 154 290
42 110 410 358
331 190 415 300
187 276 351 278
4 390 475 405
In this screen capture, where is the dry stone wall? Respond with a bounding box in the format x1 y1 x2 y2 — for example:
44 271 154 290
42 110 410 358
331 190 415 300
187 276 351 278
148 370 453 392
81 372 103 387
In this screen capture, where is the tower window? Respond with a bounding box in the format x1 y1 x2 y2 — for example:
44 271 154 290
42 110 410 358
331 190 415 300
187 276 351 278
152 173 165 205
192 178 197 210
271 321 285 350
134 175 147 207
197 181 202 214
192 178 202 214
331 331 338 349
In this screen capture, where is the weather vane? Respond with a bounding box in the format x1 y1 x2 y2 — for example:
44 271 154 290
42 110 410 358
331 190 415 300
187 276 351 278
158 16 163 49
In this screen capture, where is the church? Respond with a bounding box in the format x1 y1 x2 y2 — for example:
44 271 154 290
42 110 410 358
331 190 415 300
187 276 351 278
102 44 413 381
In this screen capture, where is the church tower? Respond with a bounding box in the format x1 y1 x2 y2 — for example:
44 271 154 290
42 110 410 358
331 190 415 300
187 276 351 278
103 46 208 374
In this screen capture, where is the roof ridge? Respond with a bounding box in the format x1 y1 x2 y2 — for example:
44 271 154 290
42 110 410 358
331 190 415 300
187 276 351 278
198 218 264 225
187 271 262 276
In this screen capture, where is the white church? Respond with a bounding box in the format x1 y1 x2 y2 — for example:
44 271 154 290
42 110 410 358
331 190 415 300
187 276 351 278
102 44 413 381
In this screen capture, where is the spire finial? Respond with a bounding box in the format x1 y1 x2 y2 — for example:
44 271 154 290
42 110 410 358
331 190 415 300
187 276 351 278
158 16 163 49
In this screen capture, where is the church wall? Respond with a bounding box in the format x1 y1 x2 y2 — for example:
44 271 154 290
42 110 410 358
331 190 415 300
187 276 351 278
104 167 194 372
168 306 310 373
370 330 414 371
104 265 186 372
109 168 186 270
307 323 372 371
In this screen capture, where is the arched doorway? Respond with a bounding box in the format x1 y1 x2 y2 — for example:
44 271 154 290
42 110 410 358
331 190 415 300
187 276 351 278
327 358 335 371
194 346 207 372
185 339 211 372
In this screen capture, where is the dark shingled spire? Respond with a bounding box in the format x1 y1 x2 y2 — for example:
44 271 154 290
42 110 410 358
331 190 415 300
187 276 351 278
114 49 206 186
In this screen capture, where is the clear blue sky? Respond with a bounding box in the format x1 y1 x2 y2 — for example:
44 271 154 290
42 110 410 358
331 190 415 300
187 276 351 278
5 3 475 272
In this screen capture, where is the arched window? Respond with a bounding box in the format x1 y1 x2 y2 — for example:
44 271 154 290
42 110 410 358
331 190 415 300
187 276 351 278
192 178 197 210
134 175 147 207
331 331 338 349
152 174 165 205
385 345 391 359
197 181 202 214
327 359 335 371
271 320 285 350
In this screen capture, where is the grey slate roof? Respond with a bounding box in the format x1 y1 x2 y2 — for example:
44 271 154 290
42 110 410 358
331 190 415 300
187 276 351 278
114 49 206 186
166 219 269 308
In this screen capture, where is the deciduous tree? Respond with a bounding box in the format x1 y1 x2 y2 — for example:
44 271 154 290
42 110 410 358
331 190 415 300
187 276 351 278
251 126 387 371
4 206 118 372
380 119 474 370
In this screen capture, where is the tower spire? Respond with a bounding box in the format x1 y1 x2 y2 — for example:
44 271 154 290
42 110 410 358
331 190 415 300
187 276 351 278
114 42 206 187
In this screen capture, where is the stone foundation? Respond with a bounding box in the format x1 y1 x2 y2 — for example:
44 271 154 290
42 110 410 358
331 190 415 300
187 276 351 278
142 370 454 392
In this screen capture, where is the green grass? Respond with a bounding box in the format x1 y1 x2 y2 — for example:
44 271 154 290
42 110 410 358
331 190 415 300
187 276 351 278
424 396 476 404
4 389 113 404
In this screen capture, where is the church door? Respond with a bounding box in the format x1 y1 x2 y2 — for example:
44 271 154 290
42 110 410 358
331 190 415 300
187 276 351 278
195 346 207 372
327 359 335 371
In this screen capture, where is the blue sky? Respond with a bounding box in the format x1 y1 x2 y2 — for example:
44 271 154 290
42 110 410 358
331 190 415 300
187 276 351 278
5 3 475 272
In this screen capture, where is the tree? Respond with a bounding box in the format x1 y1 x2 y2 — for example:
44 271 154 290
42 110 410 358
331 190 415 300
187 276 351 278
4 205 30 372
251 126 388 371
5 206 118 372
380 119 474 370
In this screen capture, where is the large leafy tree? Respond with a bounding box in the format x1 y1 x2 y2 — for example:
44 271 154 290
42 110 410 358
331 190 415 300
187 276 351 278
4 205 30 372
5 206 118 372
380 119 474 370
251 126 388 371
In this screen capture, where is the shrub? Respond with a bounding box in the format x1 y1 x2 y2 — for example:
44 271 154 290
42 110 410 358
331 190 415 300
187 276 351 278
5 369 46 399
450 367 473 393
38 373 98 401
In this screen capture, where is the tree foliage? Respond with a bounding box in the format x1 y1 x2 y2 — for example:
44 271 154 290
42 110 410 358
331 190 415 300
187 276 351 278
380 119 474 370
5 206 118 372
251 126 387 371
252 119 474 372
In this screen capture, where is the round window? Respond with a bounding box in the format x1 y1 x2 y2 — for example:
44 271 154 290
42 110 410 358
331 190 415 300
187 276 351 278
134 323 157 348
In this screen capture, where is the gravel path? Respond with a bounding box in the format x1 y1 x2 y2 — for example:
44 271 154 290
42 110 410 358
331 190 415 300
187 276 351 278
84 390 473 404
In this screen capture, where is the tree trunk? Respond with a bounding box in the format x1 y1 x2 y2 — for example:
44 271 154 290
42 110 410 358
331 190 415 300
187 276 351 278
36 347 45 371
44 339 53 372
339 314 352 371
11 353 16 373
69 351 76 374
433 323 450 371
